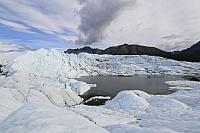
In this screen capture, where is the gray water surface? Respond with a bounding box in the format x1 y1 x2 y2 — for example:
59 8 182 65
77 75 183 100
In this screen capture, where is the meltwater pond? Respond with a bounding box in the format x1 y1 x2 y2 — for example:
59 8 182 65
77 75 183 105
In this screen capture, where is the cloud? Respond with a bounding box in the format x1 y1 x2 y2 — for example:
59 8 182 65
103 0 200 51
161 34 182 40
0 0 80 41
77 0 136 45
0 0 200 51
0 19 37 34
0 19 28 30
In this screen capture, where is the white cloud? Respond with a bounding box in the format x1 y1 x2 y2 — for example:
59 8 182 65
0 0 200 50
0 19 28 30
103 0 200 51
0 0 80 41
59 35 77 42
0 19 37 34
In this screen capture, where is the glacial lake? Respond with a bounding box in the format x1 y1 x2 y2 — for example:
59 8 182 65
77 75 183 105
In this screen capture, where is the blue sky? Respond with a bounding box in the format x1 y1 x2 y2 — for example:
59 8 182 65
0 24 75 49
0 0 200 51
0 0 79 50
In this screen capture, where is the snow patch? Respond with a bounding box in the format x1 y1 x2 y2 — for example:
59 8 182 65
71 105 138 127
105 83 200 133
0 87 23 122
0 103 109 133
105 90 149 110
106 124 179 133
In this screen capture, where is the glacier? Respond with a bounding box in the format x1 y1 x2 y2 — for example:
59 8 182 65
0 42 200 133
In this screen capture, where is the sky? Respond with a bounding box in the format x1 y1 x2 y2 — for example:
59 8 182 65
0 0 200 51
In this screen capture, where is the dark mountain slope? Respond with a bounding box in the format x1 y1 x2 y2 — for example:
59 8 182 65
168 41 200 62
64 42 200 62
103 44 169 56
65 46 103 54
175 41 200 56
65 44 169 56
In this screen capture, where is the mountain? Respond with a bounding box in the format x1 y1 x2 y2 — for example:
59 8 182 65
169 41 200 62
65 46 103 54
174 41 200 56
65 44 169 56
103 44 169 56
64 42 200 62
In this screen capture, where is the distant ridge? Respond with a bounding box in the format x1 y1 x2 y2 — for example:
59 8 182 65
174 41 200 56
65 41 200 62
65 44 169 56
170 41 200 62
66 46 103 54
103 44 168 56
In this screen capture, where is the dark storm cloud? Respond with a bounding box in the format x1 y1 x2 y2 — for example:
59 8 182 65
77 0 136 45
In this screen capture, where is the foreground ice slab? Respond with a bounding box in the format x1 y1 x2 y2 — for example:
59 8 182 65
0 87 22 122
106 125 179 133
0 103 109 133
105 87 200 133
71 105 138 127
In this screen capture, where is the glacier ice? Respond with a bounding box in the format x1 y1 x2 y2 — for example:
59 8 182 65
0 103 109 133
105 90 149 110
0 43 200 133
